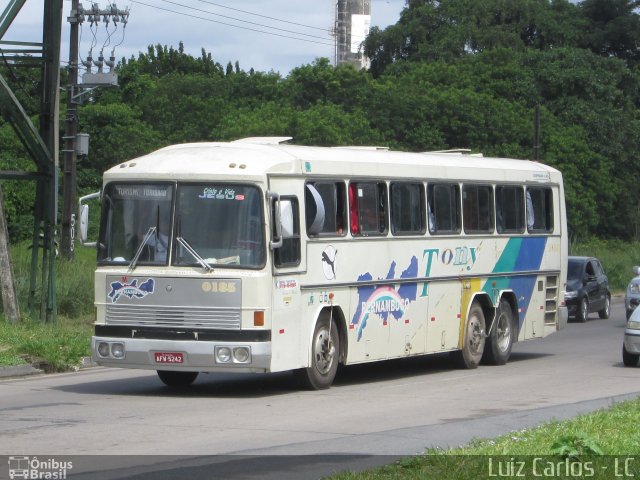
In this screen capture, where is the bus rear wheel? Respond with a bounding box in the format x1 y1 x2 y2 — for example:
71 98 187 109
483 299 514 365
157 370 199 387
451 302 485 369
295 316 339 390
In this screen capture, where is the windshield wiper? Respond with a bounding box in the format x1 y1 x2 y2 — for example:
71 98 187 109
176 236 213 272
128 226 156 272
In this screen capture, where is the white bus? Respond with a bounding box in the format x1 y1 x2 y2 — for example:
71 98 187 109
80 137 568 389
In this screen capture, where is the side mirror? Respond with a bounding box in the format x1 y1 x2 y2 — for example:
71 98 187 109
79 204 89 243
279 199 295 239
78 191 100 247
634 266 640 276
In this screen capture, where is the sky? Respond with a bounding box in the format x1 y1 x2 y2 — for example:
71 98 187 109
4 0 407 76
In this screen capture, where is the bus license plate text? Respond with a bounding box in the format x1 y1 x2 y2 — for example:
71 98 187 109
155 352 184 364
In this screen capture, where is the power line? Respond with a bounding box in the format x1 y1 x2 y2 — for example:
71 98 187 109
158 0 330 41
192 0 328 32
129 0 334 47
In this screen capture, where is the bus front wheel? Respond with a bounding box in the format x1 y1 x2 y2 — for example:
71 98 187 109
451 303 485 369
157 370 199 387
295 316 339 390
483 299 514 365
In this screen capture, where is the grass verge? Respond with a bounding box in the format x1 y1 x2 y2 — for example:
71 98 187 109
330 397 640 479
0 316 93 371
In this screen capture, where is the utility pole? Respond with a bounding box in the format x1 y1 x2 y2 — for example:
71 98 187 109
533 103 541 161
61 0 80 259
60 2 127 259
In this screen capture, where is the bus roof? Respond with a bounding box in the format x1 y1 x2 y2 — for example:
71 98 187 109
104 138 562 184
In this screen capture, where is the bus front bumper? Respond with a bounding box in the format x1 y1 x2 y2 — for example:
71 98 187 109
91 336 272 373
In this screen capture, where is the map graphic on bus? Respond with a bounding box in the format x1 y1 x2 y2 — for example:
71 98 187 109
352 256 419 340
108 278 155 303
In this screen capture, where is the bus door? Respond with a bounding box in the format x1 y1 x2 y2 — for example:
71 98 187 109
267 180 306 370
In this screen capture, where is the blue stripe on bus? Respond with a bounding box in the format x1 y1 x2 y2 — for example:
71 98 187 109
483 237 548 326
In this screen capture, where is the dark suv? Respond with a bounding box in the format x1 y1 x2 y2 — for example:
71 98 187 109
565 256 611 322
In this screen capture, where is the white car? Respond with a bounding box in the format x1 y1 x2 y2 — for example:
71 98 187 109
624 266 640 319
623 306 640 367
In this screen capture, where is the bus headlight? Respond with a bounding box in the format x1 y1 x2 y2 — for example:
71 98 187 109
215 346 251 364
215 346 232 363
96 341 126 359
97 342 110 358
111 343 125 359
233 347 251 364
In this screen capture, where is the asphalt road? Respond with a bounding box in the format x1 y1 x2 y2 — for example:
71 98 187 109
1 298 638 479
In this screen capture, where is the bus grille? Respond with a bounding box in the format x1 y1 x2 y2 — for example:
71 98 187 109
105 305 241 330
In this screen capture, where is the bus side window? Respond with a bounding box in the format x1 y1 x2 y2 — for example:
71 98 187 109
428 183 461 234
349 181 388 236
496 185 525 234
390 182 426 235
305 181 346 236
273 196 301 267
463 184 494 234
526 187 554 233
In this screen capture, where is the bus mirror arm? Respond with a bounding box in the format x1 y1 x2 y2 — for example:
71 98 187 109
267 191 283 249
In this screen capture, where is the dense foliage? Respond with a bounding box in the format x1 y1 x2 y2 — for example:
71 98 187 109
1 0 639 243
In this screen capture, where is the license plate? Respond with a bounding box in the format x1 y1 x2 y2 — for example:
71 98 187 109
154 352 184 364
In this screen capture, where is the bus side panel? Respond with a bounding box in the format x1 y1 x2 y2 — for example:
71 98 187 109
348 284 390 363
270 275 305 372
522 275 546 339
425 281 461 353
388 286 428 357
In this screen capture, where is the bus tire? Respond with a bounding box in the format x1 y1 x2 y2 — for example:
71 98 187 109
157 370 198 387
295 316 339 390
451 302 485 369
483 299 514 365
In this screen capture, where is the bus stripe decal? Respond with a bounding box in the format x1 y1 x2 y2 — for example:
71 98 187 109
483 237 548 327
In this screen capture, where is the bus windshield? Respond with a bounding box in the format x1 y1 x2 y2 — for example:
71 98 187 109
97 182 265 269
98 183 173 265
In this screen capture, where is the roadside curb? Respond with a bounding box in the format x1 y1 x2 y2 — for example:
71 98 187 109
0 356 97 379
0 363 43 378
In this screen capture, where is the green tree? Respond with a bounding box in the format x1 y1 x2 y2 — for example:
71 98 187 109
291 104 383 146
78 103 162 182
579 0 640 65
284 58 374 110
216 102 294 140
363 0 584 76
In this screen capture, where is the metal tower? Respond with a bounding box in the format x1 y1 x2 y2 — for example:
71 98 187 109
0 0 63 322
